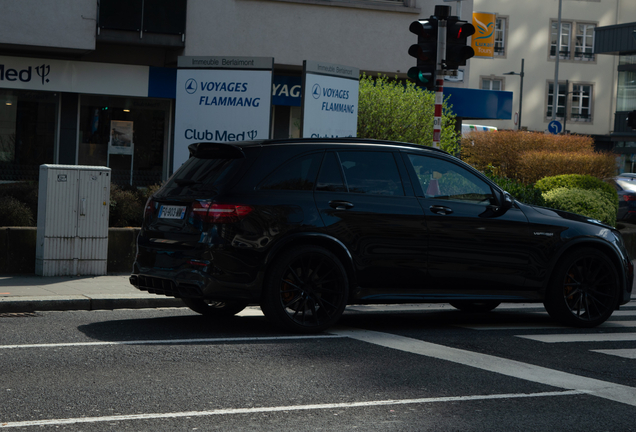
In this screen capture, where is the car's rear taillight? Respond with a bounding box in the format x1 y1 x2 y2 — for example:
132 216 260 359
144 198 157 218
192 202 253 223
623 194 636 201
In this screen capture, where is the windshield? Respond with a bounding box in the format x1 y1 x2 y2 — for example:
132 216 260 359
616 178 636 192
162 156 246 197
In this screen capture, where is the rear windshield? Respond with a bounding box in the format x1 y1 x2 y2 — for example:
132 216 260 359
162 156 246 196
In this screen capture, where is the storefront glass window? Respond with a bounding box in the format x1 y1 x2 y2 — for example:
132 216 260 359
0 89 57 181
79 95 171 186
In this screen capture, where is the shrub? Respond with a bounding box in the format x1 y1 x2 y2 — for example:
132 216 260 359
109 183 163 227
0 182 38 223
461 131 615 183
517 151 615 184
0 196 35 227
357 73 459 154
542 187 617 227
535 174 618 211
486 174 545 206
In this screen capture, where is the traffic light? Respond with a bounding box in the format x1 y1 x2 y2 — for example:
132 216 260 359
445 17 475 70
628 110 636 129
408 19 438 91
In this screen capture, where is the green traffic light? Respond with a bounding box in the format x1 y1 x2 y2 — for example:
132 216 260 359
408 67 432 84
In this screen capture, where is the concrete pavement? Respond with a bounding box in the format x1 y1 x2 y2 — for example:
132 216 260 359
0 274 184 313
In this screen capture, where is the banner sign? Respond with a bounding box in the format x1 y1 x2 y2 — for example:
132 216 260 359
273 75 302 106
173 56 273 170
301 60 359 138
0 55 149 96
471 12 496 58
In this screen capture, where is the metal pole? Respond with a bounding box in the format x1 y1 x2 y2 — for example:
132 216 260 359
518 59 524 130
552 0 562 121
563 79 568 133
433 78 444 149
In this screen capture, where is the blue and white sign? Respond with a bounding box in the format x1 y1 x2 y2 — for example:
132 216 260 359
174 57 273 170
548 120 563 134
301 61 359 139
272 75 301 106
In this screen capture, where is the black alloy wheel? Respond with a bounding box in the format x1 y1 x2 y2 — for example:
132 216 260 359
449 301 501 313
261 245 349 333
544 248 620 328
182 298 249 318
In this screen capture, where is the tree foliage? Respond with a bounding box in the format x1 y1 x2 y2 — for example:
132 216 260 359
357 74 459 154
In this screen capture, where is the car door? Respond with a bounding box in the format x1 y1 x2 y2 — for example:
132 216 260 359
314 149 429 296
403 152 532 295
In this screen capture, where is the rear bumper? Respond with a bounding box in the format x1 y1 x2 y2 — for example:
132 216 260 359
129 264 264 303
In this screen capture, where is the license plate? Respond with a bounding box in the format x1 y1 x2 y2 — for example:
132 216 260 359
158 205 186 219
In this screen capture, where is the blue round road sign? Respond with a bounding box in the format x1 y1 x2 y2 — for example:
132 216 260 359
548 120 563 134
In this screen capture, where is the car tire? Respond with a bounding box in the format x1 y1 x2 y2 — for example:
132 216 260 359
182 298 248 318
449 301 501 313
544 248 620 328
260 245 349 333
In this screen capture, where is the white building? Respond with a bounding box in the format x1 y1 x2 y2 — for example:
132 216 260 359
467 0 636 142
0 0 483 184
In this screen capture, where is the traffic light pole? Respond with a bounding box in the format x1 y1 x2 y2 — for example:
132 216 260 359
433 17 447 149
433 78 444 149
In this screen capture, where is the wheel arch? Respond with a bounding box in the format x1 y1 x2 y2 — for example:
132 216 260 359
262 233 357 297
544 238 628 300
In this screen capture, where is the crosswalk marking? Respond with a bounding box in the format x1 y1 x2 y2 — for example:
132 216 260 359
462 320 636 331
518 333 636 343
592 349 636 359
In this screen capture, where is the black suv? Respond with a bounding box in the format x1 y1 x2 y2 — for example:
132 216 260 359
130 139 634 332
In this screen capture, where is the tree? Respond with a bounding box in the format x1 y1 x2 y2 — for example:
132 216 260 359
357 74 459 154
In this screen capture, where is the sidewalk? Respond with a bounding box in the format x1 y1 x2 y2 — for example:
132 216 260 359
0 274 184 313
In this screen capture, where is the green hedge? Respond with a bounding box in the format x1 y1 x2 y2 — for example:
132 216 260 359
534 174 618 211
0 196 34 227
486 174 545 206
0 182 161 228
542 187 617 226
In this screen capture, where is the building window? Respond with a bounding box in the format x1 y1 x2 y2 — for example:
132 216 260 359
617 55 636 111
481 77 504 91
547 82 568 120
79 95 172 186
570 84 592 121
546 81 593 123
550 21 572 60
550 20 595 62
0 89 57 182
494 17 507 57
574 23 595 61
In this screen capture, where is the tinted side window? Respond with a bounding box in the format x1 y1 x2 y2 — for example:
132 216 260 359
316 152 346 192
408 154 493 203
258 152 322 191
339 151 404 196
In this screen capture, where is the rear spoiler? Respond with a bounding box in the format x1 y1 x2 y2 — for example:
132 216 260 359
188 142 245 159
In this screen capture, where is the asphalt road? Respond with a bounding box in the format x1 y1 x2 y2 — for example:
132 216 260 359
1 302 635 431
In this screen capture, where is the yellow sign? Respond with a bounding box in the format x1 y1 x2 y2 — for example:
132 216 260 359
471 12 496 58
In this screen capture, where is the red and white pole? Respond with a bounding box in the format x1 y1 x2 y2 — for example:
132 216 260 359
432 78 444 149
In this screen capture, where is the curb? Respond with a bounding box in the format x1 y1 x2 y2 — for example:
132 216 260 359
0 295 185 313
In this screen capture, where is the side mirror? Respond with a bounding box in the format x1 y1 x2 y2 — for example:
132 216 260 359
482 190 513 217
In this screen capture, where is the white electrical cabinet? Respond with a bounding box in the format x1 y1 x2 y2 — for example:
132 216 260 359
36 165 111 276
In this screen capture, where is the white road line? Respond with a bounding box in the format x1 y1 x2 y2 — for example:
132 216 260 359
518 333 636 343
592 349 636 359
0 335 344 350
0 390 584 429
611 310 636 316
462 321 636 331
332 327 636 407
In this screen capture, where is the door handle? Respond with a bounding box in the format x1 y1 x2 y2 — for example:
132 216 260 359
80 198 86 216
329 200 354 210
429 205 453 215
